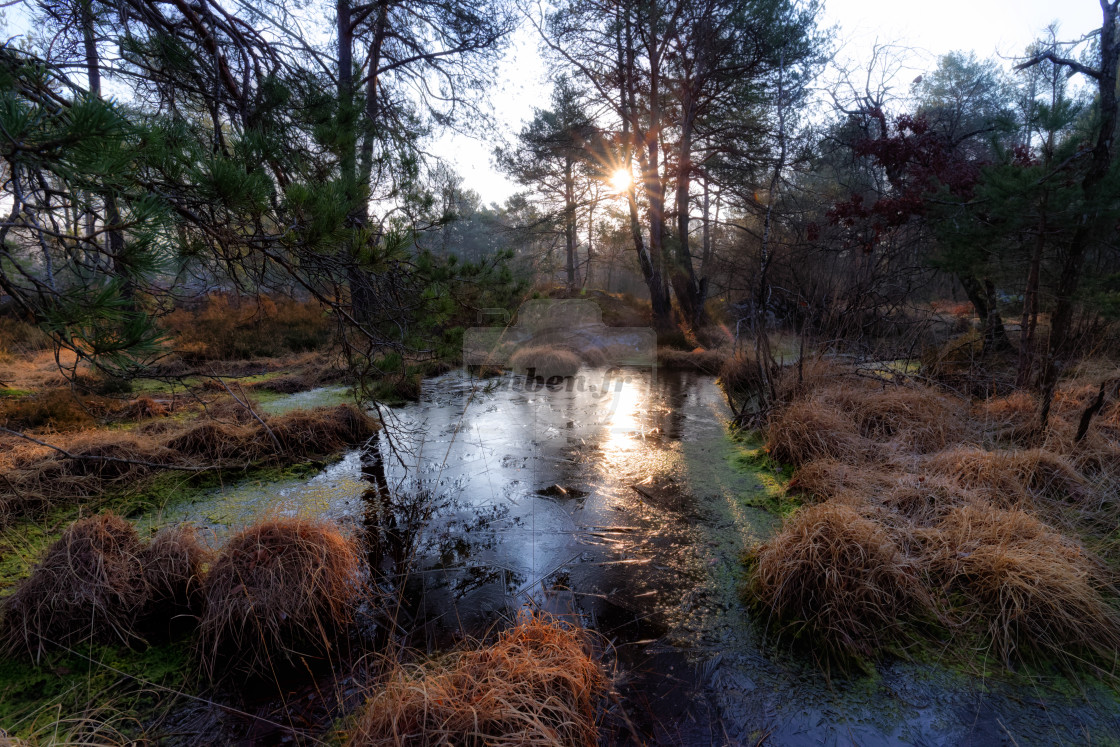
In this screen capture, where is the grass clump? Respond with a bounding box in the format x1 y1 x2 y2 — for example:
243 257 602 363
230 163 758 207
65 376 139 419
0 403 378 525
657 346 727 373
923 447 1091 506
718 349 770 396
508 346 583 379
0 514 145 661
348 614 606 747
748 361 1120 670
748 502 934 659
925 504 1120 665
0 390 93 432
0 708 140 746
140 525 210 630
765 397 869 465
195 518 363 684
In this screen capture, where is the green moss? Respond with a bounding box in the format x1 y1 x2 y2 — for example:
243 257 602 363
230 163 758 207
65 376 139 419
0 639 191 740
729 433 798 517
0 388 32 399
0 461 322 596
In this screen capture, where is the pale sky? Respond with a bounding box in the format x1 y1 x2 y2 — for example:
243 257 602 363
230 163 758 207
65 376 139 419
433 0 1107 205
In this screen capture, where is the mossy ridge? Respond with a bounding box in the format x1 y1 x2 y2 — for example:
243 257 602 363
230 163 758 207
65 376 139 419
0 460 325 597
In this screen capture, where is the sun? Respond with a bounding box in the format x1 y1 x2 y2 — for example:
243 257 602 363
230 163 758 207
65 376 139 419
608 167 633 194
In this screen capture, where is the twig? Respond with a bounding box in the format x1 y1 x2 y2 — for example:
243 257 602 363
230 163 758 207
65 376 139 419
207 371 283 455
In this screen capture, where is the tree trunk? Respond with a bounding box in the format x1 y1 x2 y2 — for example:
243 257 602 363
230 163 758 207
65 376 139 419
583 198 594 289
80 0 129 298
671 91 708 330
618 5 672 332
1039 1 1119 425
1017 210 1045 386
959 273 1011 354
564 156 576 291
337 0 377 321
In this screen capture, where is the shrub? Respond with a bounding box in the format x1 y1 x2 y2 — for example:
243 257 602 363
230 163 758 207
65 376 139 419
0 316 51 354
748 502 934 659
369 371 422 403
195 518 363 683
0 390 93 431
165 294 330 361
719 350 769 395
0 514 145 660
349 615 606 747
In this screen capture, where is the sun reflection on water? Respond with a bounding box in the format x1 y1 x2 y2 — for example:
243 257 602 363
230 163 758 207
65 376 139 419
601 372 652 465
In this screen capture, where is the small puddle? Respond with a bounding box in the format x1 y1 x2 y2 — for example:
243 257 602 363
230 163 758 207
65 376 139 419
168 369 1120 744
257 385 352 416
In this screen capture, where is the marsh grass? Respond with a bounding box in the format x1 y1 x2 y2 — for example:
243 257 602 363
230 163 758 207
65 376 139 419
508 346 583 379
0 514 146 661
0 404 377 525
749 361 1120 668
348 614 606 747
195 518 364 685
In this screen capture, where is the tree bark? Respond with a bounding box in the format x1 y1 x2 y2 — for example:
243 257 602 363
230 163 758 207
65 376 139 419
564 155 576 291
337 0 377 321
79 0 129 298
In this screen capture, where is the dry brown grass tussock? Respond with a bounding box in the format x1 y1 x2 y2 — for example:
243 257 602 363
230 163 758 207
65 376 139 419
748 502 935 658
754 368 1120 666
846 386 968 453
348 614 607 747
766 397 870 465
141 524 211 624
508 346 583 378
195 518 364 684
766 379 972 467
658 346 727 373
923 447 1091 506
786 460 895 504
925 504 1120 664
0 514 145 660
0 404 378 525
975 390 1037 426
718 350 770 394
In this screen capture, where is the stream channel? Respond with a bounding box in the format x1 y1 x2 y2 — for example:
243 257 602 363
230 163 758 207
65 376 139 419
166 368 1120 746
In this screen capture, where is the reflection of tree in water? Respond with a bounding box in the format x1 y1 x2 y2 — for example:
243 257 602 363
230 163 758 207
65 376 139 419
361 444 454 581
360 441 526 599
423 502 526 597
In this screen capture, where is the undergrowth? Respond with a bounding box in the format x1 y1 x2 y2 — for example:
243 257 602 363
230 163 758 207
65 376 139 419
742 359 1120 674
